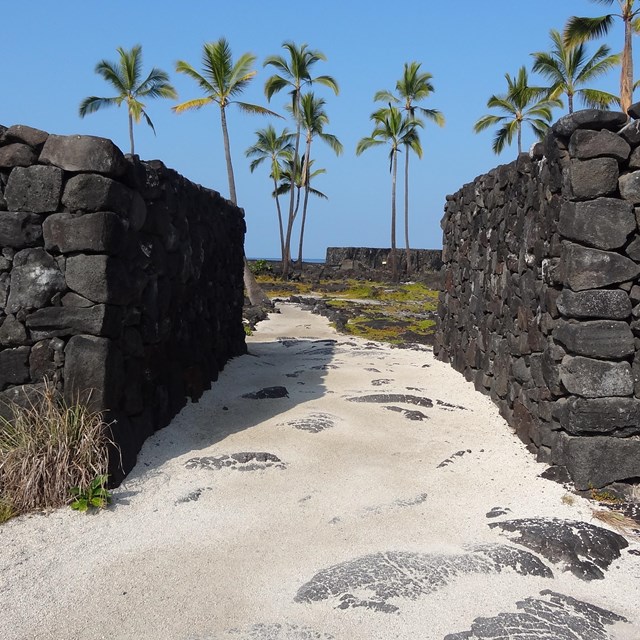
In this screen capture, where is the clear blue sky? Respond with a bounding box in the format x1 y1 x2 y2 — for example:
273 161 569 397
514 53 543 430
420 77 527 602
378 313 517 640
1 1 634 259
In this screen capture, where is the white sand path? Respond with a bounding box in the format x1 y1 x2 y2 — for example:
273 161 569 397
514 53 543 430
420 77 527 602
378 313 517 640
1 303 639 640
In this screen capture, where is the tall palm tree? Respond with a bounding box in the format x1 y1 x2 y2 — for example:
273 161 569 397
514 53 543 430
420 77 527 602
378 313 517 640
375 62 444 274
245 126 294 266
275 154 328 207
173 38 278 307
264 42 339 278
356 106 421 282
473 67 561 156
173 38 279 204
294 93 343 271
79 44 176 155
565 0 640 114
533 28 620 113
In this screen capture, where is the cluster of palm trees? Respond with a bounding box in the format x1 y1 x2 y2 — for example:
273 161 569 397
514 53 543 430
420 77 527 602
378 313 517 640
357 63 444 281
79 39 341 283
475 0 640 156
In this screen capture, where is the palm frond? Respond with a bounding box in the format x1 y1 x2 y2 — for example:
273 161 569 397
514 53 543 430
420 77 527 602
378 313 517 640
78 96 120 117
579 87 621 108
235 102 282 117
565 15 615 45
172 97 214 113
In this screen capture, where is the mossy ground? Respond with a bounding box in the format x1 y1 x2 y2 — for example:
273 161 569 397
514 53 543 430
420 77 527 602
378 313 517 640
256 273 439 346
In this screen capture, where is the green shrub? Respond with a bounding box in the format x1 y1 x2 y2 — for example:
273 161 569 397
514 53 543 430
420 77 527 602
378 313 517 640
0 381 114 518
70 474 112 512
249 259 272 275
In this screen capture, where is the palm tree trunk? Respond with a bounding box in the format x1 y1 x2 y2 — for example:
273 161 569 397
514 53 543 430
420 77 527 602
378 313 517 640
296 138 313 273
568 92 574 114
128 111 135 156
390 149 398 282
273 177 286 266
517 122 522 155
283 92 302 279
404 143 411 276
220 105 237 204
621 13 634 114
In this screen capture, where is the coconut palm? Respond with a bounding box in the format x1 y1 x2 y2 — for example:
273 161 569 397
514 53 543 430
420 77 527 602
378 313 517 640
375 62 444 274
474 67 562 156
173 38 278 307
293 93 343 271
356 106 421 282
173 38 279 204
245 126 295 266
533 28 620 113
264 42 339 278
565 0 640 114
79 44 176 155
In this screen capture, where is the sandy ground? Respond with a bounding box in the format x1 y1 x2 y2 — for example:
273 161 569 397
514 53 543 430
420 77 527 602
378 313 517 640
1 303 639 640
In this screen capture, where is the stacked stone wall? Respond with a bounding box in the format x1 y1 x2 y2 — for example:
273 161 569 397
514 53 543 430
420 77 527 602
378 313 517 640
0 124 246 480
435 110 640 490
325 247 443 273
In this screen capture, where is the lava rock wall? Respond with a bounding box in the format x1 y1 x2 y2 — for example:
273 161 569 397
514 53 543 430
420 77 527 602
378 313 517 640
0 124 246 479
435 110 640 490
325 247 443 273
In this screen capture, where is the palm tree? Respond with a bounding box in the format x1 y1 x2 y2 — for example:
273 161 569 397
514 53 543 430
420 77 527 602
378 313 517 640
173 38 279 204
533 28 620 113
473 67 562 156
275 154 328 207
245 126 294 266
173 38 278 307
375 62 444 274
356 106 421 282
79 44 176 155
294 93 343 271
565 0 640 114
264 42 339 278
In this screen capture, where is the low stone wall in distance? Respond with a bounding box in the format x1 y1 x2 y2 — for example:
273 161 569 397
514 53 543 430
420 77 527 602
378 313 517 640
325 247 443 274
0 124 246 479
435 110 640 490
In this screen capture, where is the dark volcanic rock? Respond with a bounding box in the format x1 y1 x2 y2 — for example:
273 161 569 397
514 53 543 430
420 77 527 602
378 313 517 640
6 248 65 314
39 134 126 176
43 212 126 254
560 355 633 397
0 143 37 168
185 452 285 471
65 254 132 304
295 545 551 612
568 128 631 161
286 413 336 433
555 396 640 436
556 289 632 319
558 198 635 250
62 173 136 216
553 319 634 359
4 165 63 213
25 305 123 339
490 517 628 580
552 110 628 137
1 124 49 149
569 158 619 200
445 590 628 640
242 386 289 399
0 212 43 248
0 346 30 390
346 393 434 408
619 169 640 203
562 243 640 291
563 434 640 489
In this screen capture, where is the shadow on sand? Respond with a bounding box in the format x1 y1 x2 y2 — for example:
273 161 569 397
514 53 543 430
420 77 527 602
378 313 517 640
113 335 336 494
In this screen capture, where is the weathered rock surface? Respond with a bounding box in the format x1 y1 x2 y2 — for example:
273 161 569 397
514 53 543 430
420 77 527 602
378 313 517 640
553 320 634 359
39 134 126 176
555 396 640 436
560 355 633 398
4 165 63 213
43 211 126 254
562 243 640 291
558 198 635 250
0 212 43 248
569 158 619 199
556 289 632 319
489 518 628 580
569 128 631 161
